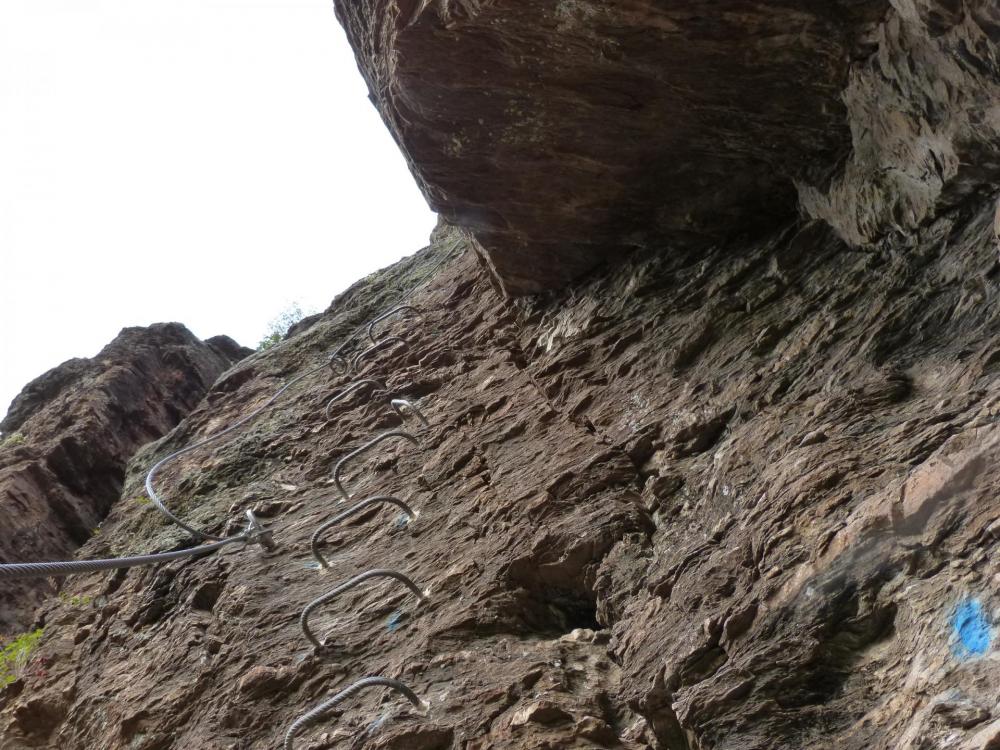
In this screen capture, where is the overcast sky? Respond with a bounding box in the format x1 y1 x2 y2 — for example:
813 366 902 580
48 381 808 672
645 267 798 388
0 0 436 424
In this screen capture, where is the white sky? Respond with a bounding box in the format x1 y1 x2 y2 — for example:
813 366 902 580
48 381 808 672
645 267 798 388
0 0 436 423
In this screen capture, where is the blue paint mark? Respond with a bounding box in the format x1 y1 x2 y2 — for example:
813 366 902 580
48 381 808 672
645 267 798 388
387 610 404 632
394 514 411 529
951 599 992 659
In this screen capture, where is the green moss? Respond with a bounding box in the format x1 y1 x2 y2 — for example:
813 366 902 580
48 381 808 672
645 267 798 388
58 592 93 608
0 432 25 450
0 628 44 687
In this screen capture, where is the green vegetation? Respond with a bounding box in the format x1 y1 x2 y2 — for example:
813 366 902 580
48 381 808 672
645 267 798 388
257 331 282 351
0 432 25 450
58 591 93 608
0 629 44 687
133 495 151 506
257 302 311 351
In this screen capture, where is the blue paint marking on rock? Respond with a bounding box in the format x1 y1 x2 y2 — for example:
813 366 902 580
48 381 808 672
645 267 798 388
387 610 404 632
951 599 992 659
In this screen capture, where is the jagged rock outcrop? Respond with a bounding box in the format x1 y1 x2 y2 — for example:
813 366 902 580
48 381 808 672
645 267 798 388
0 324 250 633
333 1 1000 294
3 200 999 747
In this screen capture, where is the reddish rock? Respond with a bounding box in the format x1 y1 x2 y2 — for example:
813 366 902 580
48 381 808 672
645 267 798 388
0 324 249 633
2 205 1000 748
237 665 285 699
333 1 999 293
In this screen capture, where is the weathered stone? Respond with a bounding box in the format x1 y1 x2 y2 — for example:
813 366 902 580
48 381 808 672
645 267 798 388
575 715 619 746
332 1 999 294
4 199 1000 750
237 666 284 699
511 700 573 727
0 323 248 632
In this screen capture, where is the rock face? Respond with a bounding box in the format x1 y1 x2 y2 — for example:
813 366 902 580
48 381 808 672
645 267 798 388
3 204 1000 747
333 0 1000 294
0 324 250 633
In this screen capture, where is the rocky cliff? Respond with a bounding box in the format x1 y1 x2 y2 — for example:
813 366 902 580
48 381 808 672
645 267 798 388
0 324 250 634
3 2 1000 748
2 197 1000 748
333 0 1000 294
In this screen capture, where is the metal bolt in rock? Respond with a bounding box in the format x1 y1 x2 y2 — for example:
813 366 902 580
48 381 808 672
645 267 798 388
145 363 328 541
324 378 387 420
368 305 424 344
284 676 424 750
299 569 428 649
332 430 420 502
311 496 416 569
351 336 408 372
328 352 349 376
389 399 430 429
327 335 356 376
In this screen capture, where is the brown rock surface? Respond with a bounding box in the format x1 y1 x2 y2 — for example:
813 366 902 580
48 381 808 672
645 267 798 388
2 201 1000 747
0 324 250 633
332 1 1000 294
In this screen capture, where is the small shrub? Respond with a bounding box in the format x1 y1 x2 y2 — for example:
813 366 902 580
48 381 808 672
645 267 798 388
258 332 282 350
257 302 311 351
0 629 44 687
0 432 25 451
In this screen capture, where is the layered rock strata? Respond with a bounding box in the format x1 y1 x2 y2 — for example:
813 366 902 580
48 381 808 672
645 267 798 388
2 202 999 747
333 1 1000 294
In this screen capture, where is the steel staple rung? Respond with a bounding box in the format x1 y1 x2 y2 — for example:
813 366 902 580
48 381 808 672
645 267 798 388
299 569 428 649
311 496 416 569
332 430 421 502
284 676 424 750
368 305 424 345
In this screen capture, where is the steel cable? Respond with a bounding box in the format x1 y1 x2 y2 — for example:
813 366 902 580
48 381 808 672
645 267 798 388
324 379 387 419
0 510 274 579
0 241 459 739
368 305 424 345
145 364 328 541
351 336 408 372
145 240 461 541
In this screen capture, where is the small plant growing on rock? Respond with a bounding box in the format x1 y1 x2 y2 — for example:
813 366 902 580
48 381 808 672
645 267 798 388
257 302 311 351
0 432 25 451
0 628 44 687
58 592 93 608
